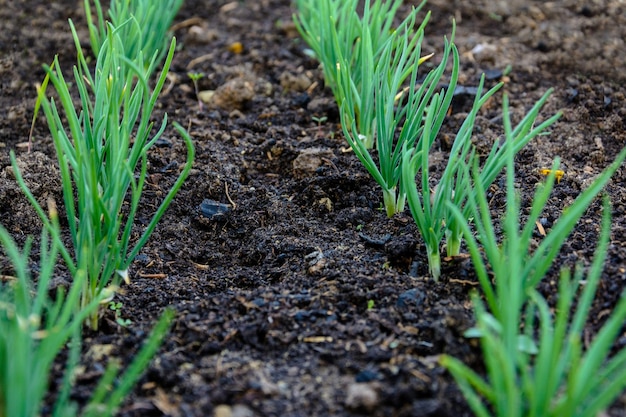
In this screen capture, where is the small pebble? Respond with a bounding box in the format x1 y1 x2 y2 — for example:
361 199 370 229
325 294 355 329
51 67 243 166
355 369 380 383
292 147 334 179
345 382 380 411
279 71 312 92
396 288 426 310
202 77 255 110
200 199 230 218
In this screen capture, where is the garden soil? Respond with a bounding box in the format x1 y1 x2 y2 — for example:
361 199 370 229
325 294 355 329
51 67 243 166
2 0 626 416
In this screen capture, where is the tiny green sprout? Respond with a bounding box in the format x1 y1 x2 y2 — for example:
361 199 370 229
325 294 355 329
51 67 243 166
367 299 375 310
188 71 205 111
108 301 123 311
108 301 132 327
311 115 328 138
488 12 503 22
356 224 364 231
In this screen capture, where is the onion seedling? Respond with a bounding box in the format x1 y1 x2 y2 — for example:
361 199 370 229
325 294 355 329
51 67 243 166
339 7 445 218
451 94 626 316
78 308 175 417
0 201 101 417
294 0 427 150
0 210 175 417
401 89 560 279
84 0 183 71
296 0 472 217
440 95 626 413
11 19 194 330
443 256 626 417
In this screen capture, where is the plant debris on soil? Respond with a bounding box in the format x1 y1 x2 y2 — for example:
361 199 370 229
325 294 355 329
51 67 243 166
1 1 626 416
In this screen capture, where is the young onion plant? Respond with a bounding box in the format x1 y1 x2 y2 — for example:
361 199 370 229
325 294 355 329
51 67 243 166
84 0 183 70
294 0 426 150
440 97 626 415
11 20 195 330
449 95 626 318
401 90 560 280
0 203 175 416
442 231 626 417
0 201 100 417
339 13 454 218
74 307 175 417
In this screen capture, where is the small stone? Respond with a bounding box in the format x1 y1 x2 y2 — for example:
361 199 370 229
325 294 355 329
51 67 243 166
470 43 498 63
232 405 255 417
198 90 215 103
214 404 232 417
279 71 312 92
307 96 336 115
203 77 255 110
85 344 115 362
186 25 219 45
318 197 333 212
199 199 230 218
355 369 380 383
307 257 326 275
292 147 334 178
396 288 426 310
305 250 326 275
345 382 380 411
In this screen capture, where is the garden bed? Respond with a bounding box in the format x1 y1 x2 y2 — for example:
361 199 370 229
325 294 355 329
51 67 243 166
1 0 626 416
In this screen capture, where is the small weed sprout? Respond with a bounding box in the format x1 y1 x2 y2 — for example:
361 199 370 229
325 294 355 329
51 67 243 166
311 115 328 138
188 72 205 111
108 301 132 327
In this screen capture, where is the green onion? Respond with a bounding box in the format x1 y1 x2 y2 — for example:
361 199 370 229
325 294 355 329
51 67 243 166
84 0 183 70
80 308 175 417
0 202 101 417
295 0 443 217
443 196 626 417
0 205 176 416
441 93 626 415
294 0 424 150
453 94 626 315
339 9 448 218
401 89 559 279
11 18 194 330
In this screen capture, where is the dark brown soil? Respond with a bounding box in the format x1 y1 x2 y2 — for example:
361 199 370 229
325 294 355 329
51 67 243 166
2 1 626 416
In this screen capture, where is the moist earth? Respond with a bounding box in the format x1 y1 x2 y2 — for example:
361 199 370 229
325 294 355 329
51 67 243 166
1 1 626 416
